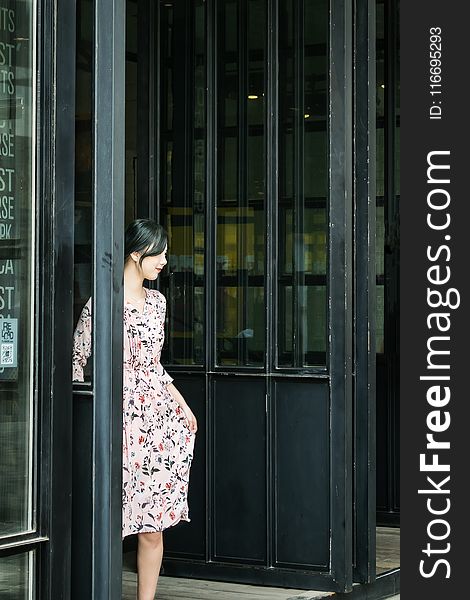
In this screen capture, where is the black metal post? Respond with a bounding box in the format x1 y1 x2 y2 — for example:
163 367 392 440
353 0 377 584
205 0 217 564
92 0 125 597
329 0 353 591
40 0 76 597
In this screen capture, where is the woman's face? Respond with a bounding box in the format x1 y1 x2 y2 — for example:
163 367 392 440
136 245 168 280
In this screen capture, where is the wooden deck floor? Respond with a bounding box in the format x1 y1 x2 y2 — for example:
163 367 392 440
123 572 334 600
376 526 400 575
122 527 400 599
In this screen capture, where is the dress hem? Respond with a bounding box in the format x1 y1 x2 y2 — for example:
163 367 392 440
122 515 191 540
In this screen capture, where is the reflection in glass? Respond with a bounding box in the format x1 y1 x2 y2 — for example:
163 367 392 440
73 0 140 378
278 0 328 367
216 0 266 367
376 205 384 353
0 552 34 599
159 0 206 366
375 0 401 561
74 0 93 381
125 0 138 225
0 0 35 536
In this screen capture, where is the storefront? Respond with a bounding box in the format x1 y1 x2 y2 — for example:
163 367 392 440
0 0 399 597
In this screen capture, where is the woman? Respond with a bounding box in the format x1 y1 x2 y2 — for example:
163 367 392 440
72 219 197 600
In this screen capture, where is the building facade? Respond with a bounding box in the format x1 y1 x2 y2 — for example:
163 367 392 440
0 0 399 597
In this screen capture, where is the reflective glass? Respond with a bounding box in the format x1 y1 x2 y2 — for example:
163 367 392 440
0 0 36 536
376 202 384 354
215 0 266 367
278 0 328 367
376 0 384 355
74 0 93 381
125 0 138 224
0 552 34 599
160 0 206 366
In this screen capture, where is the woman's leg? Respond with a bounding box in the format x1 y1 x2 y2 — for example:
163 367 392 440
137 531 164 600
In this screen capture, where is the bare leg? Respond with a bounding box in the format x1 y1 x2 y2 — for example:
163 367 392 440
137 532 163 600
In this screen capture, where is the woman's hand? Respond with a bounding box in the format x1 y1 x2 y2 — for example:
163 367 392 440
166 382 198 433
182 403 198 434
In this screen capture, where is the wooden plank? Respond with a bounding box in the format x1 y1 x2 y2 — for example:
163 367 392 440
376 527 400 574
122 568 332 600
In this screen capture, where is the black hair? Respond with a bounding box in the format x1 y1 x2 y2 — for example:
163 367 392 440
124 219 168 266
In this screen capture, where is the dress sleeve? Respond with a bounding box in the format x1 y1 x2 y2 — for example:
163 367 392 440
72 297 92 382
157 290 174 386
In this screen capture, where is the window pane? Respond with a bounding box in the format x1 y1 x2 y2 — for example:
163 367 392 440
125 0 138 224
160 0 206 366
278 0 328 367
74 0 93 382
376 0 389 357
0 0 36 536
216 0 266 367
0 552 34 599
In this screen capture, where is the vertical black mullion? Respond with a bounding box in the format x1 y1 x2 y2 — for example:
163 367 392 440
183 0 192 365
384 0 398 517
188 0 196 364
266 0 278 569
92 0 125 598
296 0 305 368
214 0 222 369
238 0 247 365
390 0 400 517
137 0 150 218
391 0 400 517
292 0 303 368
148 1 157 222
155 0 162 224
266 0 277 376
275 0 288 369
42 0 75 596
205 0 216 563
329 0 353 591
353 0 376 584
38 5 54 596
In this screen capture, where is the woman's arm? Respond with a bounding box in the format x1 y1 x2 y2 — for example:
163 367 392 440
72 298 92 382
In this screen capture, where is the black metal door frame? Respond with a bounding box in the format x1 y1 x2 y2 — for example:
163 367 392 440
70 1 126 599
328 0 354 590
41 0 76 595
353 0 377 584
378 0 400 526
82 0 382 593
150 0 359 593
0 0 76 598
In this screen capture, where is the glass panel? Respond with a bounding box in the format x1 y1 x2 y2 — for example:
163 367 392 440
375 0 401 556
376 204 384 353
125 0 138 224
376 0 385 355
216 0 266 367
74 0 93 382
0 0 36 536
278 0 328 367
0 552 34 599
160 0 206 366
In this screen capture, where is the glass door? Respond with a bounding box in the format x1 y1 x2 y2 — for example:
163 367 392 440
154 0 357 592
0 1 39 597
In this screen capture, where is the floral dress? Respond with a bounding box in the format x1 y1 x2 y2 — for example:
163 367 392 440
72 289 195 538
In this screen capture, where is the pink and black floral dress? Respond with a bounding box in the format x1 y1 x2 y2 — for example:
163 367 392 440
72 288 195 538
